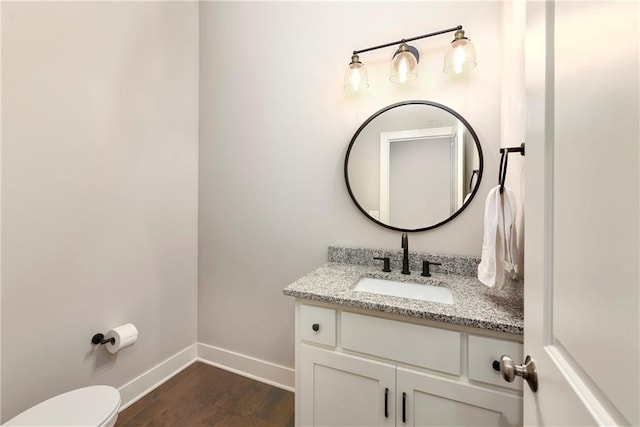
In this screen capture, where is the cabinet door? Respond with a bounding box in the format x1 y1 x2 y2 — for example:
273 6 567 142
396 367 521 427
300 345 395 427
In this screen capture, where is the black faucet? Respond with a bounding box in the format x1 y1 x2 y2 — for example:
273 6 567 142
401 233 410 275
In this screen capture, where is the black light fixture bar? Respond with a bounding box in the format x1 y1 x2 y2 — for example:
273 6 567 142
352 25 462 55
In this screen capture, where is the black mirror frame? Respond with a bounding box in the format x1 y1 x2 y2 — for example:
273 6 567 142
344 100 484 232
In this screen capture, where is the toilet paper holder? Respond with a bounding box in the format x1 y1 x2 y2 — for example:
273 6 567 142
91 323 138 354
91 333 115 346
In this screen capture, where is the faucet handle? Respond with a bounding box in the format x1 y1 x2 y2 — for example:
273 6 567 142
421 260 442 277
373 257 391 272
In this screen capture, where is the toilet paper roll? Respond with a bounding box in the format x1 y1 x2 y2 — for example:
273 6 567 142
105 323 138 354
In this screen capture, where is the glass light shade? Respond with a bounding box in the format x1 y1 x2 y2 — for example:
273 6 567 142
444 33 477 74
344 55 369 92
389 43 418 83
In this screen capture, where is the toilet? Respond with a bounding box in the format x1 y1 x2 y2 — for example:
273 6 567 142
4 385 120 427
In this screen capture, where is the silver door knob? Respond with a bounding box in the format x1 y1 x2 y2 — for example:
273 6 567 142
499 354 538 392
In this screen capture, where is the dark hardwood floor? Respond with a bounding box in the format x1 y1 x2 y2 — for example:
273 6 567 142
116 362 294 427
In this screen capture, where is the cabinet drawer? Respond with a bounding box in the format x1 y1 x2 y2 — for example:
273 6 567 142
300 305 336 347
468 335 523 391
342 312 461 375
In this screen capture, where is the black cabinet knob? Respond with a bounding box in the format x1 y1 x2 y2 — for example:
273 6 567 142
312 323 320 332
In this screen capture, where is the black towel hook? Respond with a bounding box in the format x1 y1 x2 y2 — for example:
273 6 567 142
469 169 479 192
498 143 525 194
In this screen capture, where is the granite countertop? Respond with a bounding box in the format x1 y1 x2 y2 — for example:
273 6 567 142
283 262 524 335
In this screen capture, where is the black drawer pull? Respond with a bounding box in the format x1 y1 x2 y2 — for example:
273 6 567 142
384 388 389 418
402 392 407 423
312 323 320 332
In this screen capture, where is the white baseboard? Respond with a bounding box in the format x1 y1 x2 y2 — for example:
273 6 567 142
116 342 294 412
197 343 295 392
118 344 198 411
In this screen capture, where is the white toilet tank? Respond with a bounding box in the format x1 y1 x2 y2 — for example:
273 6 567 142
4 385 120 427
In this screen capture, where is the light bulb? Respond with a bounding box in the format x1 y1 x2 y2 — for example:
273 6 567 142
390 43 419 83
444 30 477 74
344 54 369 92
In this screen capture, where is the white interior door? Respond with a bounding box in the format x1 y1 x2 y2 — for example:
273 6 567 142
378 127 454 226
388 137 451 228
524 1 639 425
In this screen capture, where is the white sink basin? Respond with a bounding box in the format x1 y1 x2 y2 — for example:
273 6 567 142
354 277 454 305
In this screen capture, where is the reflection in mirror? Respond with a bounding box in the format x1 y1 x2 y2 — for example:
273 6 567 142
345 101 483 232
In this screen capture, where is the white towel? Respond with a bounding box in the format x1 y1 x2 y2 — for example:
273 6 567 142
478 185 519 288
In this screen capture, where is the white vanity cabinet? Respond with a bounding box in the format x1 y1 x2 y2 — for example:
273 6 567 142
296 302 523 427
300 345 396 426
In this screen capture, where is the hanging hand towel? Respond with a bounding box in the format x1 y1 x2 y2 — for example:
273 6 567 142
477 185 519 288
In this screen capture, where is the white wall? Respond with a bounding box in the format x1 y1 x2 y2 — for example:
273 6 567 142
501 0 526 276
0 1 521 416
1 2 198 421
199 2 508 369
0 1 4 419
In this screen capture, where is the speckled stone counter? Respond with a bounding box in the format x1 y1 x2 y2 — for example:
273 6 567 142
283 261 524 335
328 246 481 277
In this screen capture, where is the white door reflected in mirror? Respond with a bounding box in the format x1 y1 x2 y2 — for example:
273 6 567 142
379 126 460 229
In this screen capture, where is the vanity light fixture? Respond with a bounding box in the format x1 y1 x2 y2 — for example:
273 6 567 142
343 25 476 92
443 30 477 74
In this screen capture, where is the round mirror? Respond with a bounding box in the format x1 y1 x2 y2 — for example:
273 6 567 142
344 100 483 232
